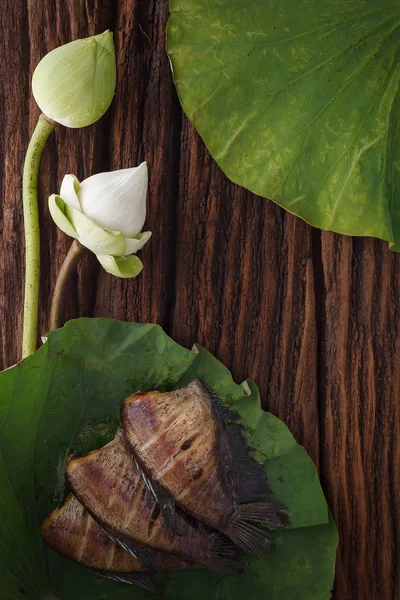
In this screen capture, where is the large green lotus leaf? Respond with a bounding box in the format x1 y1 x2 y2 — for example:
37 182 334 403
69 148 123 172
0 319 338 599
167 1 400 250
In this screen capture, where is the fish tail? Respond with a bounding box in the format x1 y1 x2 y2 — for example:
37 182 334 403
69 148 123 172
233 502 287 526
226 502 286 558
206 531 243 574
226 519 273 558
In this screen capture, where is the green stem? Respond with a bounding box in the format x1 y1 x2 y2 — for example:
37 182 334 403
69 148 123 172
49 239 87 331
22 114 56 359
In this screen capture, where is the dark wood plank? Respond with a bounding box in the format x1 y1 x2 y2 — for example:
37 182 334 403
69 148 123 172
171 122 320 461
318 233 400 599
0 1 399 598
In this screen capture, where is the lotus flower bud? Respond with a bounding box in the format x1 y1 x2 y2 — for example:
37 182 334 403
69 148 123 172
32 31 116 128
49 163 152 278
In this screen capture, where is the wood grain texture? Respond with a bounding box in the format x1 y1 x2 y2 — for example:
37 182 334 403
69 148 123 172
0 1 399 598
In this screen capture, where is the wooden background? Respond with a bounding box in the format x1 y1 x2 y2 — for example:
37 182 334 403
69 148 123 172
0 1 399 598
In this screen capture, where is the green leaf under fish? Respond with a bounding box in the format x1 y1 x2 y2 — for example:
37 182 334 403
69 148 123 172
0 318 338 599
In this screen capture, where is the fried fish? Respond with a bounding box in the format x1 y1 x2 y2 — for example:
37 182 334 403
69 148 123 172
41 493 193 592
65 430 238 574
121 379 286 557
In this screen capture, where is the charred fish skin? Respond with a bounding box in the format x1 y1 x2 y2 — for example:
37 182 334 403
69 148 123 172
122 380 286 558
41 494 194 593
66 430 239 574
121 384 232 517
41 493 192 574
41 493 138 572
41 494 190 573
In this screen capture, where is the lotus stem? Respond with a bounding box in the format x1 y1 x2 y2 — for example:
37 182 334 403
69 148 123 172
49 239 87 331
22 113 56 358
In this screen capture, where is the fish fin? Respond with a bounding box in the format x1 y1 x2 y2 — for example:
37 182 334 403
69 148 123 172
101 526 159 573
207 531 243 574
233 502 287 527
225 518 274 558
136 460 185 536
93 569 159 593
119 430 185 537
226 503 286 557
199 381 268 504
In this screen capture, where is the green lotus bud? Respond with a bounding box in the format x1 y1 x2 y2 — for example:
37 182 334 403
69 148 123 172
32 31 116 128
48 163 152 279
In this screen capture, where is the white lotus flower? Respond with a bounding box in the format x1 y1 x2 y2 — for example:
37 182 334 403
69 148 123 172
49 162 151 278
